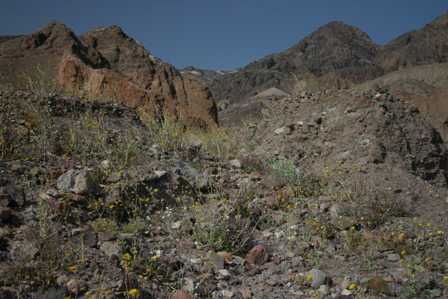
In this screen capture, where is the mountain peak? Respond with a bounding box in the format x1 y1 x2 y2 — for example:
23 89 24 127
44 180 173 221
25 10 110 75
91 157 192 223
39 21 74 36
311 20 375 43
86 25 129 39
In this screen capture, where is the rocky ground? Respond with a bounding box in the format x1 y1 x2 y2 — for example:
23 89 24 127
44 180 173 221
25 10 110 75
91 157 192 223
1 83 448 299
1 11 448 299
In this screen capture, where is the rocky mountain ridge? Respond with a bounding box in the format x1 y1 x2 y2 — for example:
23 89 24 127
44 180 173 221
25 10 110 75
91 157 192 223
0 22 218 129
209 12 448 104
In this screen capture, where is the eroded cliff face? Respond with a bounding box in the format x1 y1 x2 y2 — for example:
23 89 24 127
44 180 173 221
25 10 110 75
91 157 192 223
0 22 218 128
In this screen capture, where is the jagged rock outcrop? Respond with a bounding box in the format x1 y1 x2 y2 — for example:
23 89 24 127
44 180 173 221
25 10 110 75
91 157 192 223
0 22 217 128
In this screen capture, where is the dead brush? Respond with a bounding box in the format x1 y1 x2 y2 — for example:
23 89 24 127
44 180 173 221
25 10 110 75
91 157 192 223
191 187 259 254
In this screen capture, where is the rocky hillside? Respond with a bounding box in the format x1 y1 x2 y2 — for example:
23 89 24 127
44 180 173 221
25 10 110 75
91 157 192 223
210 12 448 104
378 12 448 72
0 22 217 129
2 12 448 299
2 84 448 298
358 62 448 141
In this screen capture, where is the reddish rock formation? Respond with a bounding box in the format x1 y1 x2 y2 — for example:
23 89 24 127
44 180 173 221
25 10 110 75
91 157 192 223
0 22 217 128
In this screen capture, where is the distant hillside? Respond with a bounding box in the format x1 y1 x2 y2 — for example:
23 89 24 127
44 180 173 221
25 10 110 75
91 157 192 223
210 12 448 104
180 66 235 85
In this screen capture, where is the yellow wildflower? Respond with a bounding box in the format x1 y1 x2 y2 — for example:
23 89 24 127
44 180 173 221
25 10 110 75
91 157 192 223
443 276 448 286
128 288 140 298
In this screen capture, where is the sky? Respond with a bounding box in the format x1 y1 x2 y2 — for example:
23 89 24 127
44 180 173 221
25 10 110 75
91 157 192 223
1 1 447 70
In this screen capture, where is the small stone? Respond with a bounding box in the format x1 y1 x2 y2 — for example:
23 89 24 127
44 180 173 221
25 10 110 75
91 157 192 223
170 290 192 299
387 253 400 262
330 204 344 220
171 221 182 230
56 274 69 286
318 285 329 295
229 159 242 168
245 244 268 266
217 251 233 264
100 241 120 258
190 257 201 264
208 251 225 270
307 269 327 288
183 277 195 293
218 269 231 279
154 170 168 178
66 278 80 294
221 290 234 298
57 168 98 195
100 160 111 170
274 127 290 135
239 288 252 299
82 230 98 248
366 276 390 295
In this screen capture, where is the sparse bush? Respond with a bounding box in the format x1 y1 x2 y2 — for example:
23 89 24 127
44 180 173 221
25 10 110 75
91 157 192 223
18 65 60 96
90 218 118 234
191 198 257 254
347 192 410 229
148 117 239 159
188 128 239 159
122 217 146 234
267 157 323 197
148 117 186 152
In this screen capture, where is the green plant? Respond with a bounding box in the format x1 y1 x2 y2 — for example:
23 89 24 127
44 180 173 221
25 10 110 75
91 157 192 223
191 198 257 254
267 157 323 197
149 117 186 152
122 218 146 234
90 218 118 234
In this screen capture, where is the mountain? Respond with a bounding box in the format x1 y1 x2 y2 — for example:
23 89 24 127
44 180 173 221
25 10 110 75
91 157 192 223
210 21 382 102
210 13 448 104
0 22 218 128
378 12 448 72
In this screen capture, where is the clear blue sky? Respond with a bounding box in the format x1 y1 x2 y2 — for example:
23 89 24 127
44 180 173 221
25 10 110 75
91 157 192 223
1 1 447 70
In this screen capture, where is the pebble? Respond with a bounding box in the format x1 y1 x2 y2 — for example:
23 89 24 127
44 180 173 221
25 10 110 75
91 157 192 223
170 290 193 299
218 269 231 279
387 253 400 262
229 159 242 168
245 244 268 265
307 269 327 288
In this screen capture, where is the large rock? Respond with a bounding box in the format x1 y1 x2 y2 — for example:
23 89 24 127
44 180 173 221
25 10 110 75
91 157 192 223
0 22 217 129
57 168 98 195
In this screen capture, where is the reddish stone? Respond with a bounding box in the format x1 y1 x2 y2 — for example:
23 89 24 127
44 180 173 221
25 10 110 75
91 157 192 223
245 244 268 265
170 290 193 299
